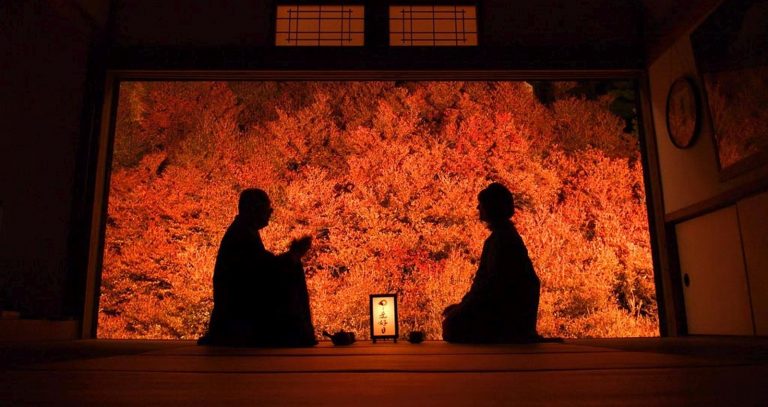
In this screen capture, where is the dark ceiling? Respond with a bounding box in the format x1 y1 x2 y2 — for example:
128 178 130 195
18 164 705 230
27 0 727 69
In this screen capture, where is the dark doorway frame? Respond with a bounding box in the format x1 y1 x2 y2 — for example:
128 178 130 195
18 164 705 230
82 69 681 339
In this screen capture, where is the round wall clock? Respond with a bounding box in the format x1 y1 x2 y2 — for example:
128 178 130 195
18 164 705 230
665 76 701 149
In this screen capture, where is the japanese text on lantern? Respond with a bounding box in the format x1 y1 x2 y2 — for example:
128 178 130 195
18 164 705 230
370 294 397 339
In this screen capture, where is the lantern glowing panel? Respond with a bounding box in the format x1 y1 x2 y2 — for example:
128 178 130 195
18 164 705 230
370 294 398 342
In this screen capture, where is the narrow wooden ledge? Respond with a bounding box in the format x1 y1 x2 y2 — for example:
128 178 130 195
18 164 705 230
0 319 80 342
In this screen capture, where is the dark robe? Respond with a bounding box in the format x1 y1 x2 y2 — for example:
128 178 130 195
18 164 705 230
442 221 540 343
201 216 316 347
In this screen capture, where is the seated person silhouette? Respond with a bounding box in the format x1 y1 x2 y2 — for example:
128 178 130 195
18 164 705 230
199 188 316 347
442 183 541 343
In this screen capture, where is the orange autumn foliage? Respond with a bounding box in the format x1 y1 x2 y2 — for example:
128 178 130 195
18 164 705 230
99 81 658 340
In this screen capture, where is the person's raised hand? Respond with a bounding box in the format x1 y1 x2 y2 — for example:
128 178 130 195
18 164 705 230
288 235 312 260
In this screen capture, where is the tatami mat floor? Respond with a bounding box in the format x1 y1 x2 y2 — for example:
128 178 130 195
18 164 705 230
2 338 767 405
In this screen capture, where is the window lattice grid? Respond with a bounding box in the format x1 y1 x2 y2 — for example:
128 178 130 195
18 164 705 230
389 5 478 46
276 5 364 46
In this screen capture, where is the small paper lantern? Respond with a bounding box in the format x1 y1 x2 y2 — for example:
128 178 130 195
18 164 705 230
369 294 398 343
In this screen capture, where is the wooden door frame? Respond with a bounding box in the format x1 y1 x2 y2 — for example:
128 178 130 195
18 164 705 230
82 69 678 338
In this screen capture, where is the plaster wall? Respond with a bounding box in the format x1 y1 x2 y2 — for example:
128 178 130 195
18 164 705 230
112 0 273 47
648 35 725 214
648 3 768 336
0 1 99 319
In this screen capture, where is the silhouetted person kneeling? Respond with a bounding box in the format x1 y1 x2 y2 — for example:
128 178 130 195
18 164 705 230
442 183 541 343
199 188 316 347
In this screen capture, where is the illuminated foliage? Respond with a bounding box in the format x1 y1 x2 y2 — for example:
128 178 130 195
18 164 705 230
99 81 657 340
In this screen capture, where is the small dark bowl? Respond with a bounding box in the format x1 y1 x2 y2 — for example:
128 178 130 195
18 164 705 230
408 331 425 344
323 330 356 346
